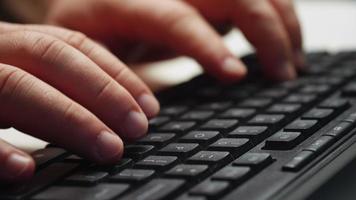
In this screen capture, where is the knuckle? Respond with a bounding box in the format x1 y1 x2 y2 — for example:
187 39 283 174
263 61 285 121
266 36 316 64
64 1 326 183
35 37 67 63
246 8 274 22
0 65 29 100
66 31 88 49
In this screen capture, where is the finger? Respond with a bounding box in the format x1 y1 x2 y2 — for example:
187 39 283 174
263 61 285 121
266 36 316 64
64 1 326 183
269 0 305 69
0 64 123 164
231 0 296 81
0 30 147 140
0 139 35 183
0 22 160 118
105 0 247 82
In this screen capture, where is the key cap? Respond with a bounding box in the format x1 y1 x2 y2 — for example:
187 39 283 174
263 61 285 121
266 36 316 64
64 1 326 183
138 133 176 147
257 89 288 98
267 104 301 114
302 108 334 120
219 108 256 119
342 82 356 97
109 169 155 183
121 179 185 200
94 158 133 174
344 112 356 123
265 132 302 150
190 181 229 198
123 145 155 160
32 184 129 200
181 111 214 121
228 126 268 139
200 119 238 131
31 148 67 168
176 195 207 200
299 85 330 94
0 163 79 200
165 164 209 180
248 114 285 126
319 99 349 109
188 151 231 166
159 121 196 133
149 116 170 129
284 119 319 134
209 138 250 155
180 131 221 145
304 136 334 153
283 94 316 104
283 151 314 171
233 153 273 168
135 156 178 170
211 166 251 182
158 143 200 159
65 170 108 185
239 98 272 108
160 106 188 116
323 122 353 138
198 101 232 111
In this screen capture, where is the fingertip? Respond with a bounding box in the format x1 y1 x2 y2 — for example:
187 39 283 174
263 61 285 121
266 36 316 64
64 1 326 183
4 153 35 182
137 93 160 119
269 61 297 81
95 130 124 164
123 111 148 140
293 50 307 70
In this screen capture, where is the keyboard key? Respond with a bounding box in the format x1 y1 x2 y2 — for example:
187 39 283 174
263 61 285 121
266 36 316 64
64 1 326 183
267 104 301 114
209 138 250 155
344 112 356 123
323 122 353 138
135 156 178 170
319 99 349 109
283 151 314 171
31 148 67 168
159 121 196 133
299 85 330 94
190 181 229 198
302 108 334 120
198 101 232 111
65 170 108 185
0 163 79 200
138 133 176 147
188 151 231 166
176 195 206 200
121 179 185 200
109 169 155 182
219 108 256 119
160 106 188 116
124 145 155 160
149 116 170 128
257 88 288 98
228 126 268 139
181 111 214 121
265 132 302 150
342 82 356 97
304 136 334 153
166 164 209 180
158 143 200 159
95 158 133 174
33 184 129 200
180 131 221 145
248 114 285 126
211 166 251 182
200 119 238 131
233 153 273 168
284 119 319 134
239 98 272 108
283 94 316 104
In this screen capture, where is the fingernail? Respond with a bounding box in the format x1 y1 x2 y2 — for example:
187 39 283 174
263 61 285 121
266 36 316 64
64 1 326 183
5 153 32 178
294 50 306 70
137 94 160 118
222 57 247 77
274 61 297 81
96 130 122 160
124 111 148 139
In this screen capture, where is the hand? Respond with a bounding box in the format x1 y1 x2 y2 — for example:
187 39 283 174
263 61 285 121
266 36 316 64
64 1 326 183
45 0 304 82
0 22 159 183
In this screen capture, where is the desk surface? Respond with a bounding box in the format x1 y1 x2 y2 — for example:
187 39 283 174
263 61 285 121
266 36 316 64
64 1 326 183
1 0 356 153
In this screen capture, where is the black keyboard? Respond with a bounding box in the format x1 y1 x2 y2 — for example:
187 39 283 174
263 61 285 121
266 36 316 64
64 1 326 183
2 51 356 200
